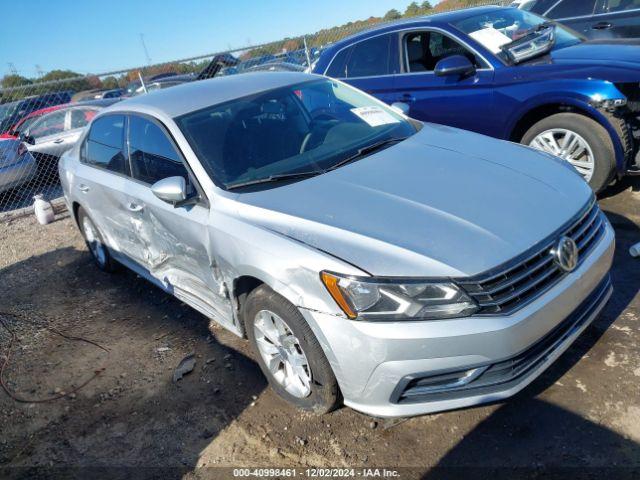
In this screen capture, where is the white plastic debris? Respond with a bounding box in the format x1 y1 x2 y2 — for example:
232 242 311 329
630 242 640 258
33 194 54 225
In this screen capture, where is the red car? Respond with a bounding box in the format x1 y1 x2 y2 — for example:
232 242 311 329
0 104 65 139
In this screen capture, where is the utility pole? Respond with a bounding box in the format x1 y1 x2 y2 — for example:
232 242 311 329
7 62 18 75
139 33 152 65
35 64 44 78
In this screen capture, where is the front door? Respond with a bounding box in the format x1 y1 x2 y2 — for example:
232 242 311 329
393 29 497 136
124 114 234 328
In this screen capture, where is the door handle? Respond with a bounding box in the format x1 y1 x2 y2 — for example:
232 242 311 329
399 93 416 103
592 22 613 30
53 138 64 144
127 202 144 212
78 184 90 193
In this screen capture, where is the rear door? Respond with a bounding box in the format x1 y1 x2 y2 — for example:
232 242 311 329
124 114 234 327
600 0 640 38
324 32 400 105
74 114 145 261
393 29 497 135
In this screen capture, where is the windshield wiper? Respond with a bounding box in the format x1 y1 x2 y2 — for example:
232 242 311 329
326 137 407 172
226 170 323 190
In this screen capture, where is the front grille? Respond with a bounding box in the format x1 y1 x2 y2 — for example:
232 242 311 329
458 199 605 315
394 274 612 404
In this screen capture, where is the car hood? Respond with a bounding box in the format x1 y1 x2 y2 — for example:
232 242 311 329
232 124 593 278
551 40 640 68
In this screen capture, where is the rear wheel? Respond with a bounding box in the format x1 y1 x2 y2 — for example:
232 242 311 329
522 113 616 193
245 285 339 414
77 206 117 272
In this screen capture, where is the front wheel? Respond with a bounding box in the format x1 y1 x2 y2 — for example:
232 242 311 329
244 285 339 414
521 113 616 193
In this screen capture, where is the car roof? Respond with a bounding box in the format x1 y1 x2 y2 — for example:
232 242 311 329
107 72 321 118
325 5 505 51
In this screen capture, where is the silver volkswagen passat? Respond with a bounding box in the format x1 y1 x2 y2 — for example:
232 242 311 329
59 73 614 417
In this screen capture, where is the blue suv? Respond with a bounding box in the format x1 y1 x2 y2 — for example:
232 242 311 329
313 6 640 191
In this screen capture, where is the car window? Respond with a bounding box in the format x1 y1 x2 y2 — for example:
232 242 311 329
547 0 597 18
607 0 640 12
404 31 482 73
28 110 67 138
519 0 559 13
341 34 394 78
128 115 189 185
70 108 97 129
83 114 128 175
177 78 417 189
325 47 353 77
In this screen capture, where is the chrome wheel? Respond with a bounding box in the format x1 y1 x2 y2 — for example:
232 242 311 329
82 216 107 267
253 310 312 398
529 128 595 182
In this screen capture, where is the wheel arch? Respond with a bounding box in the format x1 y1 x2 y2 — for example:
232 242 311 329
506 100 627 173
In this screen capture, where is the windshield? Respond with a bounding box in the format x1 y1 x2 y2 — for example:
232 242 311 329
177 79 417 189
454 9 583 63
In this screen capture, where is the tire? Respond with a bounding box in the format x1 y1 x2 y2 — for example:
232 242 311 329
244 285 339 414
77 206 117 272
521 113 616 193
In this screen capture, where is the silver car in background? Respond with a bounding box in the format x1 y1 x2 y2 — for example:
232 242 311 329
0 138 37 194
59 73 614 417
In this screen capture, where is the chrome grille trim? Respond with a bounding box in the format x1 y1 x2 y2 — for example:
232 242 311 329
458 199 606 315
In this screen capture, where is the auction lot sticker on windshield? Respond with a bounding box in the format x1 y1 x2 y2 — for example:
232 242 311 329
351 106 400 127
469 27 511 54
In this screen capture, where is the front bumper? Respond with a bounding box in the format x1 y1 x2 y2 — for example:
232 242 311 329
300 220 615 418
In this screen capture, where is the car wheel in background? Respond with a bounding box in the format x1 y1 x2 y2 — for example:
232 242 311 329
244 285 339 414
522 113 616 193
77 206 117 272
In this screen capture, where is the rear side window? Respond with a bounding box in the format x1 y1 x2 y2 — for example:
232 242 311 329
128 115 188 185
83 115 128 174
325 47 352 77
547 0 597 18
343 34 393 78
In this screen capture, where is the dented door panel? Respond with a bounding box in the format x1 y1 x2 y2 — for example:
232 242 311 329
123 181 235 330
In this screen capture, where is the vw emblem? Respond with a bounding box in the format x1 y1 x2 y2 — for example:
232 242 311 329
552 236 579 273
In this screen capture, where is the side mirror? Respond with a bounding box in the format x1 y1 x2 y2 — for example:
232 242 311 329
151 176 187 205
390 102 410 116
19 133 35 145
434 55 476 78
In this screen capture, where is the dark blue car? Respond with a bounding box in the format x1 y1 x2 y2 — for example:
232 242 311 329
313 5 640 191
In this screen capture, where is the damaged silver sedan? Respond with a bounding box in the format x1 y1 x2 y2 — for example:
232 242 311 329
59 72 614 417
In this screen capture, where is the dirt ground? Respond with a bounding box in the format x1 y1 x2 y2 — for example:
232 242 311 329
0 179 639 479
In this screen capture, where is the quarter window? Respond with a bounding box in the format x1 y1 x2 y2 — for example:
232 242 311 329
83 114 128 174
128 115 189 185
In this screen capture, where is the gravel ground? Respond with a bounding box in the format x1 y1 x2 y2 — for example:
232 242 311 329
0 179 639 479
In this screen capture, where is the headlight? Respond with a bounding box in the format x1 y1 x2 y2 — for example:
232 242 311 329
320 271 478 321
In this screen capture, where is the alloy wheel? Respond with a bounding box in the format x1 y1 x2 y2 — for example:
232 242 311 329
253 309 312 398
529 128 595 182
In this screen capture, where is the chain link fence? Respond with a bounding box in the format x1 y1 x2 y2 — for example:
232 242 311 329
0 0 505 216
